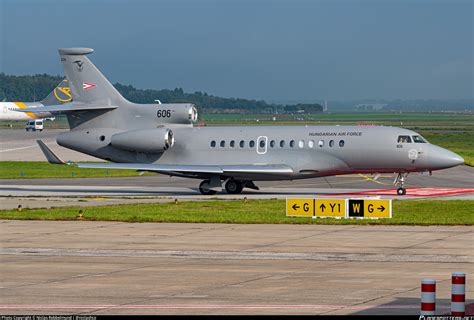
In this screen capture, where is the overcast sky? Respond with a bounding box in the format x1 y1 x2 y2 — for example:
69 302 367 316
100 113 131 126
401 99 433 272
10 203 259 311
0 0 472 101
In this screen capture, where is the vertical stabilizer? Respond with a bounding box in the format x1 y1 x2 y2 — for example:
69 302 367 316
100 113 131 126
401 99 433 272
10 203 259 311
58 48 126 105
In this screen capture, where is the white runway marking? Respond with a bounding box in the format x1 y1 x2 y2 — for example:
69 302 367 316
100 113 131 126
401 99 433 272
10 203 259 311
0 145 36 153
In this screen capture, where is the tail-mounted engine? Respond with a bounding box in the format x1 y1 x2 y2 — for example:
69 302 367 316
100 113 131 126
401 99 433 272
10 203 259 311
156 104 198 124
111 128 174 153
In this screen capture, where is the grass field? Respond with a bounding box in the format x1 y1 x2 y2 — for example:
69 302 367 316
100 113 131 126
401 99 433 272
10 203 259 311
0 161 154 179
0 199 472 225
201 112 474 129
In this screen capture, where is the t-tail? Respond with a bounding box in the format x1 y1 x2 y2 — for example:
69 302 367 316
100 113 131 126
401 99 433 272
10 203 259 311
58 48 127 105
40 79 73 106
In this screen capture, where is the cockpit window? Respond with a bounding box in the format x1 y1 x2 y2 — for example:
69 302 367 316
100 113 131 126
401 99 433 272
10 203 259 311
412 135 427 143
397 135 412 143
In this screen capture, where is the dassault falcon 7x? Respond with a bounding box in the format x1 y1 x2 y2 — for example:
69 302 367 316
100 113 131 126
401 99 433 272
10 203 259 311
24 48 464 195
0 79 72 122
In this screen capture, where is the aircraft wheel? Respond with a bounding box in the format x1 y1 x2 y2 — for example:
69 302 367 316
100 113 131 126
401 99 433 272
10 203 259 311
397 187 406 196
225 179 243 194
199 180 217 195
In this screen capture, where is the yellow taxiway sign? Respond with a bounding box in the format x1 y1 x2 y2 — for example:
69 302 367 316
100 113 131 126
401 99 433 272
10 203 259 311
364 199 391 218
314 199 345 217
287 198 392 219
286 198 314 217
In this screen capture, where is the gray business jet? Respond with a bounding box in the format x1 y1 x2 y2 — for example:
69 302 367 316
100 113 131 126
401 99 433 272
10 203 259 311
24 48 464 195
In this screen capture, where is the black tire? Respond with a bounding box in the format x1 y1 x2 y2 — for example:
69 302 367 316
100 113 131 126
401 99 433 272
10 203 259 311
225 180 243 194
397 187 406 195
199 180 217 195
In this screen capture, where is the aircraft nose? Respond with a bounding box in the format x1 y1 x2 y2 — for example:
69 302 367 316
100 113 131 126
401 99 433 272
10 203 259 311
429 145 464 169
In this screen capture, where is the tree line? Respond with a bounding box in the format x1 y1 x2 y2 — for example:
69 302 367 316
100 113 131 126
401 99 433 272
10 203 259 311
0 73 322 113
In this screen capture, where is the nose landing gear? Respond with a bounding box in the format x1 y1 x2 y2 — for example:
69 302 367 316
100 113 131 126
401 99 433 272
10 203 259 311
394 172 408 195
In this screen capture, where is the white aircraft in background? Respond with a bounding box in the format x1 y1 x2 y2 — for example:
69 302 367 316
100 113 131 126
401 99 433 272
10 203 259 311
0 79 72 123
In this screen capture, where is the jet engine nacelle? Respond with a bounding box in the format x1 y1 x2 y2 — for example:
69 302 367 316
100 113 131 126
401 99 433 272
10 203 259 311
156 104 198 124
111 128 174 153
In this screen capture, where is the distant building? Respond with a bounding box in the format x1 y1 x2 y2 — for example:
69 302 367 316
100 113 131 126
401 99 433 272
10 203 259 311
355 103 387 111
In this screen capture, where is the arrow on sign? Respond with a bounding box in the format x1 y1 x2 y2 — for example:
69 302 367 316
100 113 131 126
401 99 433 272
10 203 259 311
319 204 326 212
292 204 300 210
378 205 385 212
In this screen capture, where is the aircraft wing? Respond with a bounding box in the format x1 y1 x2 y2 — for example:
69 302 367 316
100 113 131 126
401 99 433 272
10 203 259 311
78 162 294 176
18 102 117 114
36 140 294 176
78 163 224 174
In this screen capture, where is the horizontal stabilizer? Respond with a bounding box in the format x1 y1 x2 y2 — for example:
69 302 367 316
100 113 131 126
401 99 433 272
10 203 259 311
77 163 293 176
36 140 65 165
18 103 117 114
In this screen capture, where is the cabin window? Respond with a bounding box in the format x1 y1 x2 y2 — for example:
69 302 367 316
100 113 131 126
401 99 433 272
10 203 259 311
249 140 255 148
230 140 235 148
239 140 245 148
259 139 265 148
220 140 225 148
210 140 216 148
289 140 295 148
280 140 285 148
318 140 324 147
308 140 314 148
298 140 304 148
270 140 276 148
329 140 334 147
397 135 412 143
412 135 427 143
339 140 345 147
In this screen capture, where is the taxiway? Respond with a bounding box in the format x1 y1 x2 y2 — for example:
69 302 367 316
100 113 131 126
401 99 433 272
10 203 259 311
1 220 472 315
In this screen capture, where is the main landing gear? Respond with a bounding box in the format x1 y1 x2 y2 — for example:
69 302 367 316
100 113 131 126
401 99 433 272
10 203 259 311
394 172 408 195
224 179 243 194
199 180 217 195
198 179 258 195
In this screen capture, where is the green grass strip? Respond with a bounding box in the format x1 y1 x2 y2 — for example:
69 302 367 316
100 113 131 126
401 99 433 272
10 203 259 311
0 161 154 179
1 199 472 225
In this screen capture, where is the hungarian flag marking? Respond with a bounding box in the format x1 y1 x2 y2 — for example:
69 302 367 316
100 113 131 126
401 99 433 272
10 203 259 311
83 82 96 90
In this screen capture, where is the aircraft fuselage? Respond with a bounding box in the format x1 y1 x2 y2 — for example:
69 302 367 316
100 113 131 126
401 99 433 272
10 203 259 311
57 122 463 181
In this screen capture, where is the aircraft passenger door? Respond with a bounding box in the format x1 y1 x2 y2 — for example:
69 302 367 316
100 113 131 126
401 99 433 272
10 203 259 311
257 136 268 155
